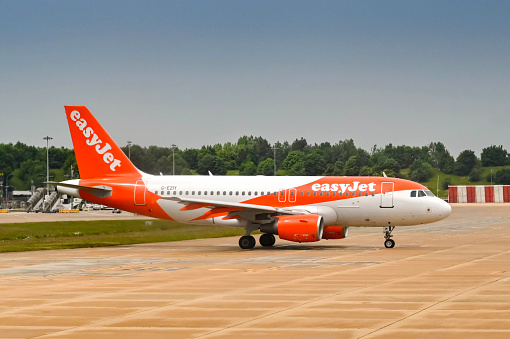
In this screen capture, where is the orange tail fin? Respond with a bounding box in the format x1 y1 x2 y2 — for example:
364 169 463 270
65 106 140 179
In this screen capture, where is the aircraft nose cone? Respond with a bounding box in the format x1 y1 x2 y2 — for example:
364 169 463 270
436 199 452 219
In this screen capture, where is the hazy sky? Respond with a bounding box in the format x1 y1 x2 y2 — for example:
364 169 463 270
1 0 509 157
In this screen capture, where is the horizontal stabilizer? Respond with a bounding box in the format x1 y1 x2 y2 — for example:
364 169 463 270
47 181 113 199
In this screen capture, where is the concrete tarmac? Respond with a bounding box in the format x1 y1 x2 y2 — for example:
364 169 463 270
0 204 509 338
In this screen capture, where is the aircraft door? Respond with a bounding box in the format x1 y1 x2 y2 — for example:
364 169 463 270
380 182 394 208
134 180 147 206
278 189 286 203
289 188 297 203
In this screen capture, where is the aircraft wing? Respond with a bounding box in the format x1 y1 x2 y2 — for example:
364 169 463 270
159 196 310 215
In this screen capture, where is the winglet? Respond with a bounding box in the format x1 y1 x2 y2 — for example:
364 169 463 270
64 106 141 179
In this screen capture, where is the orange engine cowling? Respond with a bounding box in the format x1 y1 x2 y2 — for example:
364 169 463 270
275 214 324 243
322 226 349 240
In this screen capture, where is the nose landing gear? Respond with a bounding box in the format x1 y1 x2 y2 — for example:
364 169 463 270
384 226 395 248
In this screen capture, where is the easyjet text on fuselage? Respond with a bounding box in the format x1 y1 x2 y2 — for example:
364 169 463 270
311 181 376 193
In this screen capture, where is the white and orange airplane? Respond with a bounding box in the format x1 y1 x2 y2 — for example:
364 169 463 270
54 106 452 249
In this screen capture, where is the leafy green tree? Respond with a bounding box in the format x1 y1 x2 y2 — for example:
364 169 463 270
494 169 510 185
336 139 357 163
14 159 46 189
240 161 257 176
344 156 360 176
182 149 199 170
304 151 326 175
197 154 226 175
428 142 455 173
441 177 452 190
282 151 306 176
469 167 481 182
453 150 479 176
359 166 373 176
154 153 189 175
409 159 433 182
291 138 308 152
257 158 274 176
481 145 508 167
323 161 344 176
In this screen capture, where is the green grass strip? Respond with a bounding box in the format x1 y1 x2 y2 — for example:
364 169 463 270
0 219 246 252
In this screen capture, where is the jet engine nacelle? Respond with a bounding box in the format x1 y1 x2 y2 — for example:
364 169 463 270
322 226 349 239
274 214 324 243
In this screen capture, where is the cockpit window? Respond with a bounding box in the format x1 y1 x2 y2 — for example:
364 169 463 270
410 190 416 197
418 190 426 197
425 190 435 197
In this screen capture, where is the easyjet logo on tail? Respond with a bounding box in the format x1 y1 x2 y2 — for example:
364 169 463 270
70 110 121 172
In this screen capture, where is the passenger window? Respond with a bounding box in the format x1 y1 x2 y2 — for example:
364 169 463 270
248 191 252 196
242 191 245 196
332 192 336 197
365 192 368 196
339 192 343 196
179 191 183 195
228 191 231 195
359 192 362 197
320 192 323 197
345 192 349 197
314 192 317 196
198 191 201 195
155 191 158 195
186 191 189 195
192 191 195 195
236 192 239 196
273 192 277 196
372 192 375 196
254 191 257 196
326 192 330 197
173 191 176 195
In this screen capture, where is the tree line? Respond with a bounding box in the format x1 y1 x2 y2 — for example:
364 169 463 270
1 138 510 192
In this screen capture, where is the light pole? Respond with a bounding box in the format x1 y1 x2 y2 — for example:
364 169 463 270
273 145 279 176
43 136 52 190
5 173 13 201
172 144 177 175
127 141 132 160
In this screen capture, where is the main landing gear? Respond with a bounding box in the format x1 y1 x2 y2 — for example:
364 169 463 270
384 226 395 248
239 235 256 249
259 233 276 247
239 234 276 249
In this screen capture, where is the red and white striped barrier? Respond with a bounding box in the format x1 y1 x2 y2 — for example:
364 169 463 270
448 185 510 203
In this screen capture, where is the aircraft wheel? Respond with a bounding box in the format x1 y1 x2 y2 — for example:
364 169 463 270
384 239 395 248
239 235 256 249
259 233 276 247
